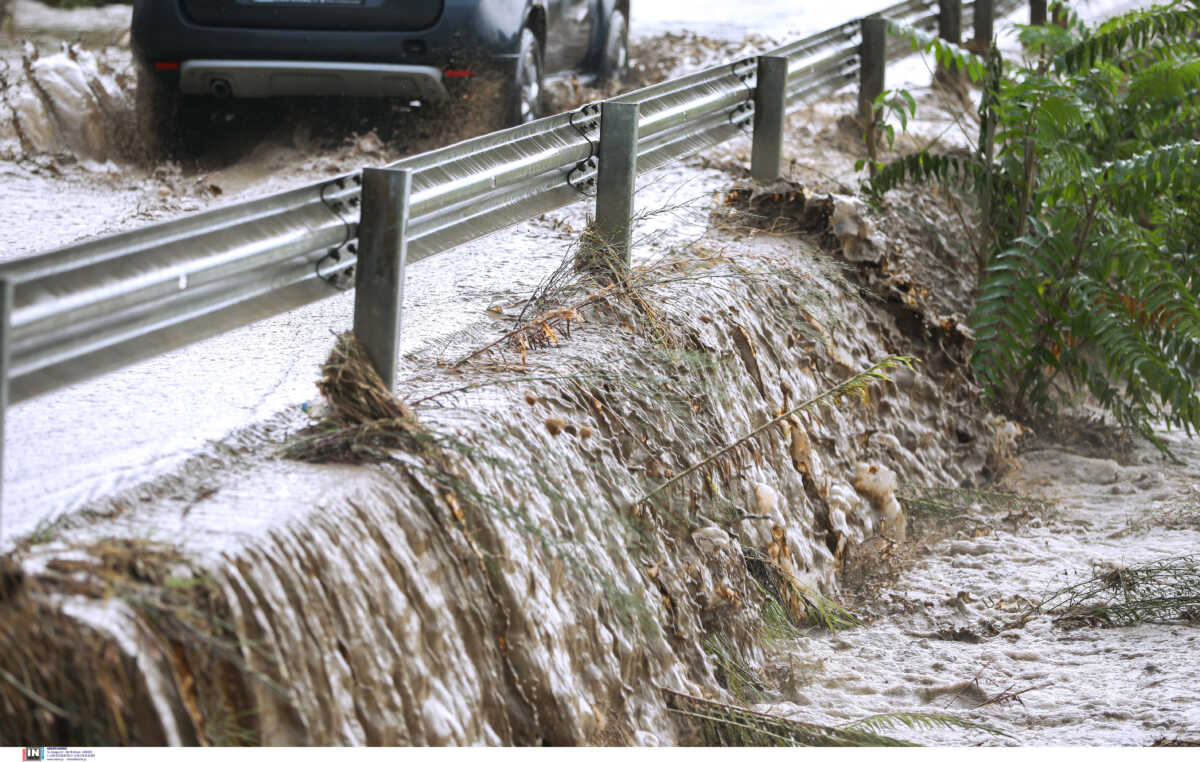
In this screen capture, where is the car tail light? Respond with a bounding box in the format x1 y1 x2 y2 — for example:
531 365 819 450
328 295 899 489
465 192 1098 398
443 69 473 78
154 61 181 71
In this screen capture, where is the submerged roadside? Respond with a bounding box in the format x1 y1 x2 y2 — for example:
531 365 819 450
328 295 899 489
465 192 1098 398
0 77 1020 741
0 0 1195 747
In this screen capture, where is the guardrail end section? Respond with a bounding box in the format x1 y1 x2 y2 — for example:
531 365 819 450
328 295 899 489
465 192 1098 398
0 278 10 525
354 167 413 393
858 17 887 125
752 56 789 183
1030 0 1047 26
583 100 640 279
974 0 996 50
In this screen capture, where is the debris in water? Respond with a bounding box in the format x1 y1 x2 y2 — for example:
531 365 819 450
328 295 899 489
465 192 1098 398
279 332 426 463
853 462 906 543
895 486 1050 519
1022 554 1200 628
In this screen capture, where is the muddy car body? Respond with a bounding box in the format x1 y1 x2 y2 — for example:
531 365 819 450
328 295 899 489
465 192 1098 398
131 0 630 144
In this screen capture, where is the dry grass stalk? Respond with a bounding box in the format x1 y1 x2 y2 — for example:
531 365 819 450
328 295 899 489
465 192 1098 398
454 269 673 369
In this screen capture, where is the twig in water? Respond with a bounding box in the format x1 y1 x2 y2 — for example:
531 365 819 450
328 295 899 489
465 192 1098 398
973 682 1046 710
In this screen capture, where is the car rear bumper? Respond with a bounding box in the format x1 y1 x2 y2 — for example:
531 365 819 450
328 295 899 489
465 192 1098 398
180 60 449 100
132 0 520 75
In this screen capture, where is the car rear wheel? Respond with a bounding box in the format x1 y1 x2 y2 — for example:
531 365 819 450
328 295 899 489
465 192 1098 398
134 55 181 160
134 55 216 160
504 27 544 126
597 9 629 86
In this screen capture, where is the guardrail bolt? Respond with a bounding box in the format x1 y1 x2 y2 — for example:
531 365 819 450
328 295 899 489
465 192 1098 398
858 16 887 125
353 168 412 393
751 56 789 183
0 278 10 522
1030 0 1047 26
939 0 963 44
974 0 995 51
582 100 639 278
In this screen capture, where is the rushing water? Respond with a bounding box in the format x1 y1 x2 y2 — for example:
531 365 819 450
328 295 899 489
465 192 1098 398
763 432 1200 745
1 0 1193 747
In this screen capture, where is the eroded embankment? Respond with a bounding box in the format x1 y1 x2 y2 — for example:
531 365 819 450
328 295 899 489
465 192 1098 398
0 176 1012 744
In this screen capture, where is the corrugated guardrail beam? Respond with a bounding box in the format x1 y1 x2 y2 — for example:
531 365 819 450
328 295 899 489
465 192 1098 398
0 0 1023 408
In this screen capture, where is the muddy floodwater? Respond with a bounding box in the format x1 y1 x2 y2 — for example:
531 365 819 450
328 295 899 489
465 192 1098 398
0 0 1195 748
767 431 1200 745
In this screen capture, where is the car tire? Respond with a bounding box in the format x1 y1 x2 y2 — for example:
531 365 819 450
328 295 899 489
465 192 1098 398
596 9 629 86
134 54 181 161
504 27 544 126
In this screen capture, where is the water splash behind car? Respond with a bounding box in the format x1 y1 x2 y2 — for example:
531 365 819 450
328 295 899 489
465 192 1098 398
131 0 629 154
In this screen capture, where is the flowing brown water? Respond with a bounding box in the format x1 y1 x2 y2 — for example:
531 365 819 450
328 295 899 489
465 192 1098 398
0 0 1193 747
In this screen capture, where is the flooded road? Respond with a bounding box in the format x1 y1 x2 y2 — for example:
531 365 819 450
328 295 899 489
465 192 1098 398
0 0 1194 748
0 0 921 539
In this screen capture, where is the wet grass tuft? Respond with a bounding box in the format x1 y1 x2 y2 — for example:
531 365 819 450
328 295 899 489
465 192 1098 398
841 711 1012 741
743 547 859 632
0 538 267 745
279 332 430 463
1023 554 1200 628
665 688 913 746
896 486 1051 519
1124 490 1200 535
703 633 765 704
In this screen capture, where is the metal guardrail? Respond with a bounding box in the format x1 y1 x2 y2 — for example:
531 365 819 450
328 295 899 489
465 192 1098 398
0 0 1031 497
0 0 993 406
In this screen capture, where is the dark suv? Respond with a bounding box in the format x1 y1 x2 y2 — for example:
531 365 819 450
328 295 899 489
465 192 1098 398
131 0 629 149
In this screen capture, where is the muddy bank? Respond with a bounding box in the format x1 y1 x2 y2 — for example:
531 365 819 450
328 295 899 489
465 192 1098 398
0 160 1009 742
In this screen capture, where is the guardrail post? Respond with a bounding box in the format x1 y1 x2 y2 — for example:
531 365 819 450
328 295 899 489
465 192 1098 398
858 16 887 125
0 278 10 531
974 0 995 50
939 0 962 44
751 56 789 183
590 100 639 274
1030 0 1047 25
354 168 412 393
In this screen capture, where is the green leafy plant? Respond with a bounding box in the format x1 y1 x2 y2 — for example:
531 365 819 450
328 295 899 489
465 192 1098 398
842 711 1013 741
858 88 918 175
870 1 1200 453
